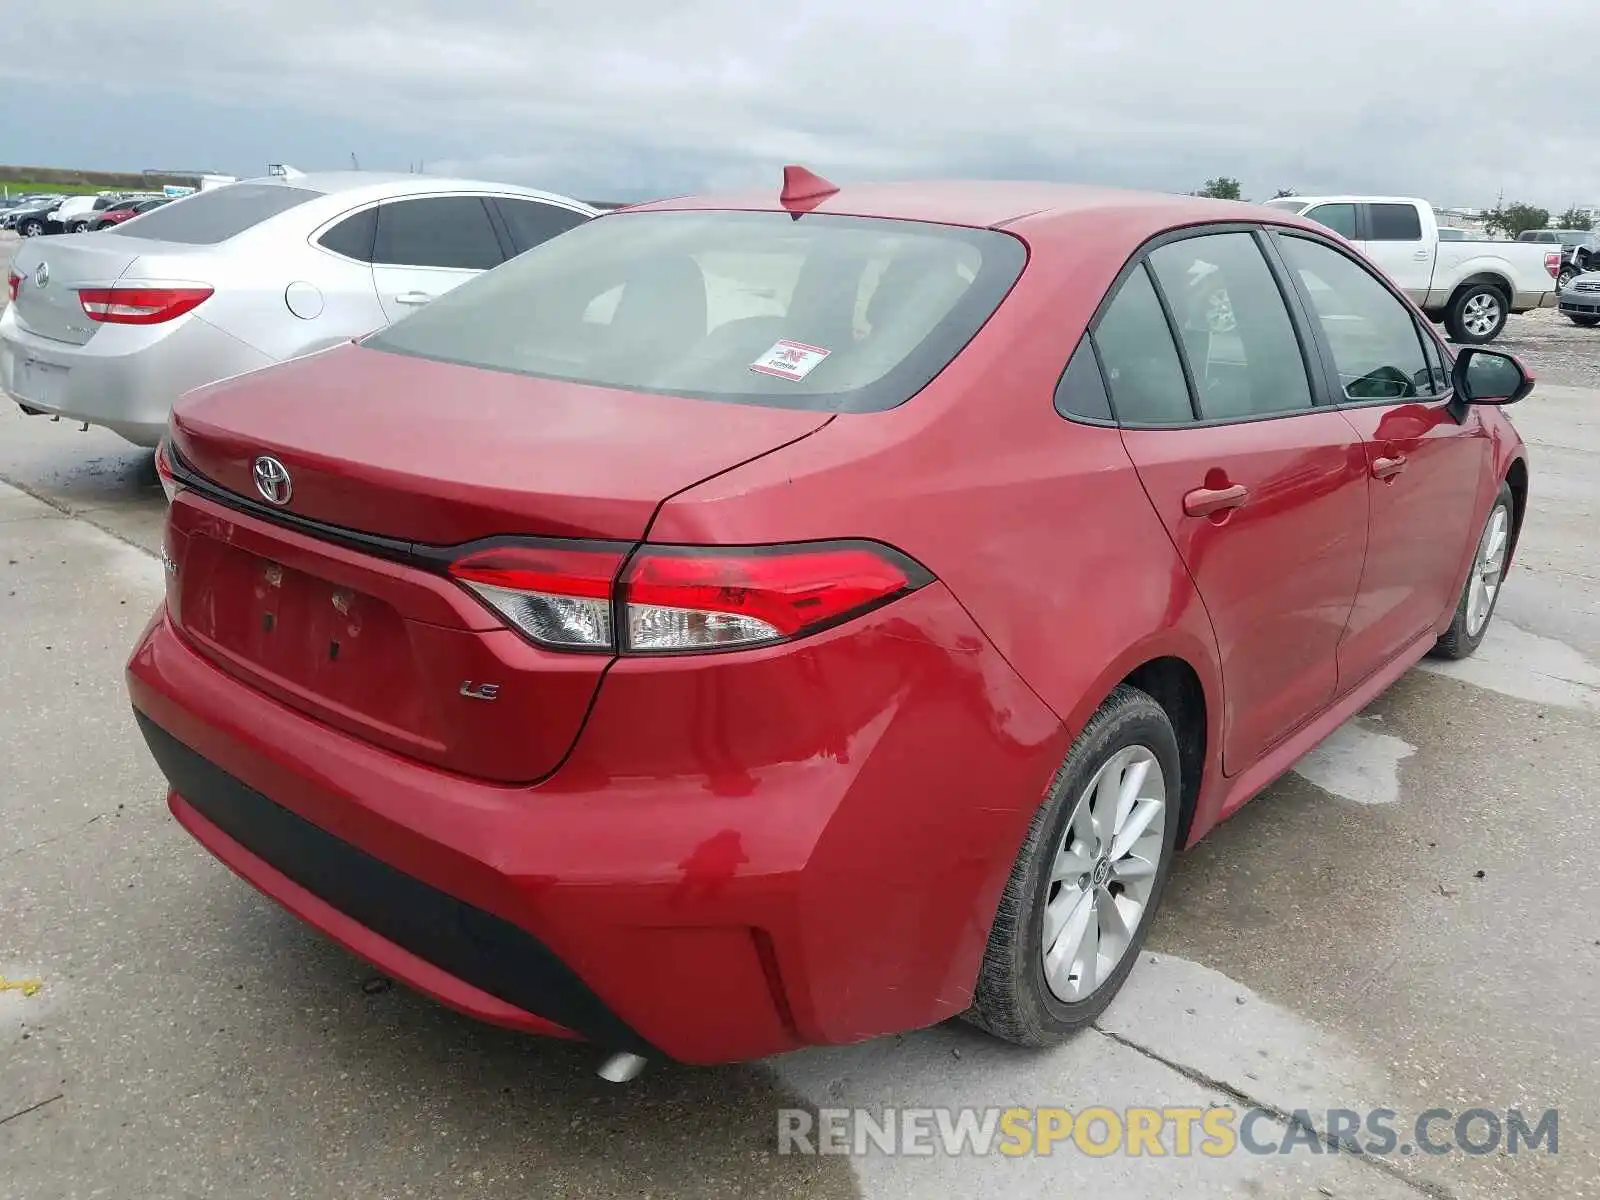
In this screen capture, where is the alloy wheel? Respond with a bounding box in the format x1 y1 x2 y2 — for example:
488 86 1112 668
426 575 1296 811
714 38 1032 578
1040 745 1167 1003
1466 503 1510 638
1462 293 1502 339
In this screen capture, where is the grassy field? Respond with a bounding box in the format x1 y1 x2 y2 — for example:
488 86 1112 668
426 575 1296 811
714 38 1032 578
2 181 119 198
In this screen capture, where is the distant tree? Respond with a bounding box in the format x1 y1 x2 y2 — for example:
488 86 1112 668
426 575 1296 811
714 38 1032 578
1273 188 1297 199
1482 202 1551 240
1196 177 1243 200
1558 206 1593 231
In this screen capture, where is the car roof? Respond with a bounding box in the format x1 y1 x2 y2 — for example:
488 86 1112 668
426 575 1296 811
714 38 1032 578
238 171 596 212
623 179 1330 242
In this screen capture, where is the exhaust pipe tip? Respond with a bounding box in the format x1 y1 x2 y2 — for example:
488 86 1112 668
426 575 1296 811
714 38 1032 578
596 1052 648 1084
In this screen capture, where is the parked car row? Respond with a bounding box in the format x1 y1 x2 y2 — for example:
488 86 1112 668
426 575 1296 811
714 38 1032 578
0 190 168 235
2 172 599 445
89 196 173 229
1 193 67 235
1260 195 1561 343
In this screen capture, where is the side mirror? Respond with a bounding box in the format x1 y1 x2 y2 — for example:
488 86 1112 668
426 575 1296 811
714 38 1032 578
1453 347 1534 406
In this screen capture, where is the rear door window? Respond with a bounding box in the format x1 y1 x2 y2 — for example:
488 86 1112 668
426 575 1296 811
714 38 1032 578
318 208 378 262
115 183 322 244
1367 203 1423 241
494 199 590 255
373 197 504 270
1303 203 1359 240
1147 232 1314 420
1091 265 1195 425
1054 339 1114 422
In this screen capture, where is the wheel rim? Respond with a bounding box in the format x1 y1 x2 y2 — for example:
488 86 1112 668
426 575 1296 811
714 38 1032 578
1040 745 1167 1004
1560 270 1575 291
1465 503 1510 637
1462 293 1502 338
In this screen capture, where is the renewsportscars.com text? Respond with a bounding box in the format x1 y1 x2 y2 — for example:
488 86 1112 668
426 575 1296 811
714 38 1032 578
776 1106 1558 1158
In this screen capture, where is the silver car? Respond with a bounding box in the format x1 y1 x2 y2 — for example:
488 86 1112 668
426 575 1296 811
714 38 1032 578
1558 270 1600 327
1 173 598 446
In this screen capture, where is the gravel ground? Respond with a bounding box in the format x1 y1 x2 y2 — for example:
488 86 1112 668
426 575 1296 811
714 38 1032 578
1489 305 1600 388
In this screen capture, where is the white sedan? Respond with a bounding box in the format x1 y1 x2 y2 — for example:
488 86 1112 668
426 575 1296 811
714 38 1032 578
1 173 598 446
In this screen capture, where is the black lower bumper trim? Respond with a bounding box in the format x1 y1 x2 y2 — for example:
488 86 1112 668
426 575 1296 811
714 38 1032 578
134 711 656 1057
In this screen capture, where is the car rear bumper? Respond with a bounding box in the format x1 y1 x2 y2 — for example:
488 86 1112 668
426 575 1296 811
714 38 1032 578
127 585 1067 1064
0 308 274 447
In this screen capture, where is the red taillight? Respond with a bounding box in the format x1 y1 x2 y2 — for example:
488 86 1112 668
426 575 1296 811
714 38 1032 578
78 285 213 325
449 543 625 651
153 438 182 503
6 268 19 303
446 539 930 654
1545 251 1562 279
623 544 924 651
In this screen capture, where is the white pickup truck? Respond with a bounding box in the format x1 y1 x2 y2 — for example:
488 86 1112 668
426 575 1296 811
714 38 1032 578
1260 195 1560 343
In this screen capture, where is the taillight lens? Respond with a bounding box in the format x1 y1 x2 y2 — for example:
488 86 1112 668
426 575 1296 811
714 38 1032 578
447 539 930 654
449 543 625 651
623 544 926 651
1545 251 1562 279
153 438 182 503
6 268 19 302
78 285 213 324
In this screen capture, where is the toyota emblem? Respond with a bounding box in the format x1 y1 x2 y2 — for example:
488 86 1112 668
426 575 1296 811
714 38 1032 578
33 262 48 289
252 455 293 506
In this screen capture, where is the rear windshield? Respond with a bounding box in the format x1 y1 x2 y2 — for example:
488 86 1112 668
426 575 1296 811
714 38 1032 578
116 182 322 244
362 209 1026 413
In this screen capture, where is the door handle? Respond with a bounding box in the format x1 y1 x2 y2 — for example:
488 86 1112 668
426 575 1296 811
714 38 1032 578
1371 454 1407 479
394 291 434 306
1183 483 1250 517
1413 249 1430 260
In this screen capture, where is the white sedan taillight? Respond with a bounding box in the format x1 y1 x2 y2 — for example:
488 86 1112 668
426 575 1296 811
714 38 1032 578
78 285 213 325
447 540 930 654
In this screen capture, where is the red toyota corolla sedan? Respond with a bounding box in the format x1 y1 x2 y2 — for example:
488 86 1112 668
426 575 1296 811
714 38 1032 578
127 170 1532 1070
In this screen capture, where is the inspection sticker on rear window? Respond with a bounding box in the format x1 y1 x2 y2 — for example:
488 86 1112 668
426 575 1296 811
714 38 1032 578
750 339 831 381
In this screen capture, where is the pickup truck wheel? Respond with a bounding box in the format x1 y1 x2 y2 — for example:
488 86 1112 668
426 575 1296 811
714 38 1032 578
1445 284 1507 344
1569 314 1600 328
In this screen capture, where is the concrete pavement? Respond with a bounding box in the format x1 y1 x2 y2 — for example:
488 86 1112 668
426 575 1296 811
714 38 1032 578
2 230 1598 1198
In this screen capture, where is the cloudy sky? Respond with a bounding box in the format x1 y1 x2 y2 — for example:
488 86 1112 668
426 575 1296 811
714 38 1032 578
7 0 1597 210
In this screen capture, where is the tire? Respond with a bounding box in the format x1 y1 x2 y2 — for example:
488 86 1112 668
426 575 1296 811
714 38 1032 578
1568 314 1600 328
1558 267 1576 292
18 218 43 237
1444 283 1508 344
68 220 88 233
1431 482 1513 661
964 684 1182 1046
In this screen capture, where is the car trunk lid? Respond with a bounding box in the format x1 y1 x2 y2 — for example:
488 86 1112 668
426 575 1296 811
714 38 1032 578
170 343 833 544
12 234 219 347
10 234 152 346
164 343 833 781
